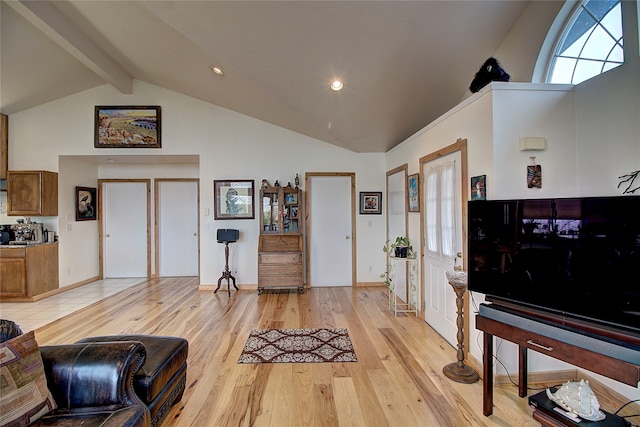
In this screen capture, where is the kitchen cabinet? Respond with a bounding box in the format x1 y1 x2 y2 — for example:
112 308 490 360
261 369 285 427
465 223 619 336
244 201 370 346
0 113 7 180
0 243 59 300
7 170 58 216
257 182 304 293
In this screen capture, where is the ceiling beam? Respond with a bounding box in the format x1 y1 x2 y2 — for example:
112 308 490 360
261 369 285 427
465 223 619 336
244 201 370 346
6 0 132 94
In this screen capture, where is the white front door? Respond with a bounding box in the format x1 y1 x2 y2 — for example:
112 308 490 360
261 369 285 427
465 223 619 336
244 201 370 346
103 181 148 278
158 180 199 277
308 174 354 287
422 151 463 347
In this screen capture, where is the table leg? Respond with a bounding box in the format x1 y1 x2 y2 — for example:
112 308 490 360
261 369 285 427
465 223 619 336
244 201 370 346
519 345 528 397
483 331 494 416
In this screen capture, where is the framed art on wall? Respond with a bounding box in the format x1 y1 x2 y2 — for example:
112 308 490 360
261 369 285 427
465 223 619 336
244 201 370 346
95 106 161 148
359 191 382 214
75 186 97 221
471 175 486 200
407 173 420 212
214 180 255 219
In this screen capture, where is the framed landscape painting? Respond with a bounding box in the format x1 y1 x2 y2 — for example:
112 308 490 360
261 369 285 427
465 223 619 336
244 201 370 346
95 106 161 148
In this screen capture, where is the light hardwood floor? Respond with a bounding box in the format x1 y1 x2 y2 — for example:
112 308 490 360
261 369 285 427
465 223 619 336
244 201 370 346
33 277 545 426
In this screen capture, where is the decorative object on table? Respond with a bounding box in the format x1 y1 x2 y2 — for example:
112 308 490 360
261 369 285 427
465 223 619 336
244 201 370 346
94 105 161 148
443 270 479 384
546 380 605 422
618 170 639 194
527 157 542 188
471 175 486 201
75 186 97 221
359 191 382 214
215 228 239 297
408 173 420 212
238 328 357 364
469 57 510 93
214 180 255 220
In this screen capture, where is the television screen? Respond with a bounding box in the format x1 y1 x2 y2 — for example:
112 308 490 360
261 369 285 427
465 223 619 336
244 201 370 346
468 196 640 333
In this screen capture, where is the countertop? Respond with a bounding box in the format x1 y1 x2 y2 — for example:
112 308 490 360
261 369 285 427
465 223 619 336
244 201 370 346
0 241 58 248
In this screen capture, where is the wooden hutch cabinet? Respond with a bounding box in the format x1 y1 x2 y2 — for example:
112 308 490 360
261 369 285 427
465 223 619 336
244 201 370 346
7 170 58 216
257 183 304 294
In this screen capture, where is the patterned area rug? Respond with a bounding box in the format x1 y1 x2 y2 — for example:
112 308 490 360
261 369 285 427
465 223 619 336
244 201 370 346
238 328 358 364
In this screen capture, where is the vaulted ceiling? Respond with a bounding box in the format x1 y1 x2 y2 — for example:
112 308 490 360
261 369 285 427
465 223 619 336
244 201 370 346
1 1 557 153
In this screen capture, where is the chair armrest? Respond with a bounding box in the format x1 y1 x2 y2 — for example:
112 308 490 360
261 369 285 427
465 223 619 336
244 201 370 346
40 341 147 409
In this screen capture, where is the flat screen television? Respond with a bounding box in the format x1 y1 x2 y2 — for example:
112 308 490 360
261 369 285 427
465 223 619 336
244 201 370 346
468 195 640 336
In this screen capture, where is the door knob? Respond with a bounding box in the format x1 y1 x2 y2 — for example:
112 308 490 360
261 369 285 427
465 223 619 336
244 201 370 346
345 235 350 240
193 233 197 236
106 234 111 238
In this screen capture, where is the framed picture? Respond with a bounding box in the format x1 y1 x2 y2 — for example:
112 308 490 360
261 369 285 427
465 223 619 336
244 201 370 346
285 193 298 204
359 191 382 215
407 173 420 212
75 186 97 221
95 106 161 148
214 180 255 220
471 175 486 200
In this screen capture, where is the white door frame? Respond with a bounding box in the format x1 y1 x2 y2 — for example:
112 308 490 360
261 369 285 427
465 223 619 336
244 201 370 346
305 172 356 287
154 178 200 277
419 139 469 354
98 179 151 279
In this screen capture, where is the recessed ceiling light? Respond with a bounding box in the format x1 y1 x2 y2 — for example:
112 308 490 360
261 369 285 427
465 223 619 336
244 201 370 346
211 66 224 76
330 80 343 91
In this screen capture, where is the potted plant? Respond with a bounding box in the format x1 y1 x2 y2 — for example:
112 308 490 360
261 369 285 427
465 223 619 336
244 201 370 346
383 236 413 258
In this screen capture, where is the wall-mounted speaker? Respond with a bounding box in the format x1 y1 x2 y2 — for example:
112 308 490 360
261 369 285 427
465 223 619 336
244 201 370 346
217 228 239 243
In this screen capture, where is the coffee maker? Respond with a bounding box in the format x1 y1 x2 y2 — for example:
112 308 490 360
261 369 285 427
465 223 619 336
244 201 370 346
9 220 44 244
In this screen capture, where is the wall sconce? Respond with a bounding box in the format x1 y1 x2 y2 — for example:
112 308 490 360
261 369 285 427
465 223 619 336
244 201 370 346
519 137 546 151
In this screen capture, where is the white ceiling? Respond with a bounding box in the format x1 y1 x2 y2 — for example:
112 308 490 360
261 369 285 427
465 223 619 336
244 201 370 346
1 1 553 153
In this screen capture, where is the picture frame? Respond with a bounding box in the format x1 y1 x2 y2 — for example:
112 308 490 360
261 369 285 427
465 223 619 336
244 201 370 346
214 180 255 220
359 191 382 215
407 173 420 212
471 175 487 200
285 193 298 204
75 186 97 221
95 106 161 148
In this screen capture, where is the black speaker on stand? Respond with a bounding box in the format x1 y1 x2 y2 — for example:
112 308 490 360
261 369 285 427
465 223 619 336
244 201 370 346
215 229 239 297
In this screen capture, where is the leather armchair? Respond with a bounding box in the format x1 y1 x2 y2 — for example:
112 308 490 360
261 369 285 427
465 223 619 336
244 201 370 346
32 341 151 427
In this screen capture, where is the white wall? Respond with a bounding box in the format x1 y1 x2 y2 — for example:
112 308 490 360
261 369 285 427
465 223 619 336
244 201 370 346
7 80 386 288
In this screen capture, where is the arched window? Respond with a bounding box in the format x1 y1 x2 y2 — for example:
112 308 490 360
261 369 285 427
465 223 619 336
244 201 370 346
547 0 623 84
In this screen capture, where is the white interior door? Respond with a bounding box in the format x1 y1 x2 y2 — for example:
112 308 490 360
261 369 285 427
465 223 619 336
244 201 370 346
158 181 198 277
422 151 462 347
104 181 148 278
309 175 353 287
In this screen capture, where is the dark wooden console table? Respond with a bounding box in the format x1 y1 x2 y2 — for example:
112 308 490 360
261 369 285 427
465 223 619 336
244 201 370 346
476 305 640 417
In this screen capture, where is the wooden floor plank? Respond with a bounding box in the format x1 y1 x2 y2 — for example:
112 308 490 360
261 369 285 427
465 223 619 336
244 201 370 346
32 278 548 426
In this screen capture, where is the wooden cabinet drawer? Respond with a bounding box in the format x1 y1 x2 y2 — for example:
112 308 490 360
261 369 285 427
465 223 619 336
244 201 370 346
259 253 301 264
259 275 303 288
0 248 26 258
259 264 302 276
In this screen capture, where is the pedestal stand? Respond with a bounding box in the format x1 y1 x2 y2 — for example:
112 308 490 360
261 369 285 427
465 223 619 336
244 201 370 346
443 270 479 384
215 241 238 297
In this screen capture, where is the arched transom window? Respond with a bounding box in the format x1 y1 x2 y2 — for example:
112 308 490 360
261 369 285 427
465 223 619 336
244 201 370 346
548 0 623 84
